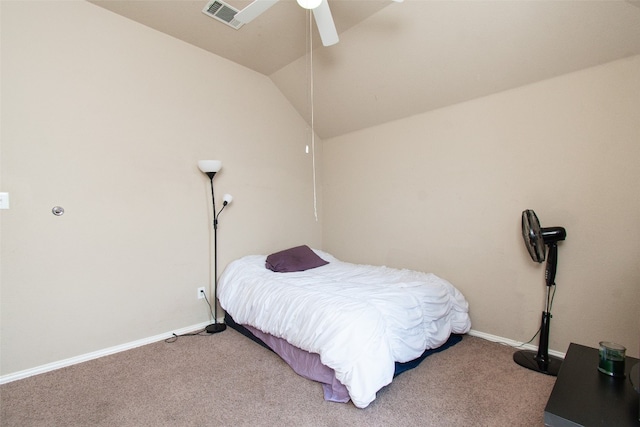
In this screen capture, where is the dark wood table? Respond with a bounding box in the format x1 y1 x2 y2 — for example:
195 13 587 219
544 342 640 426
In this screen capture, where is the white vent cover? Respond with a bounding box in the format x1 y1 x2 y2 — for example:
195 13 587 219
202 0 244 30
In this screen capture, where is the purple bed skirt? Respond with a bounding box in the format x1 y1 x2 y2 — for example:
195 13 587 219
224 313 462 403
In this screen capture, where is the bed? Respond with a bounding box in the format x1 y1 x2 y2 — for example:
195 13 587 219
218 246 471 408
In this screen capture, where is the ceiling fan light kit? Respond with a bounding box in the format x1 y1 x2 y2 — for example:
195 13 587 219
296 0 322 10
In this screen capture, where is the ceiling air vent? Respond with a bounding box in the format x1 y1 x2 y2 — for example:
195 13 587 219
202 0 244 30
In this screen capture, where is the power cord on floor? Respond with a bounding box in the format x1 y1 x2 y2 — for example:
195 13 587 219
164 328 209 343
164 290 218 343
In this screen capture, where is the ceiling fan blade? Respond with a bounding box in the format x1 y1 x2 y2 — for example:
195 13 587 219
312 0 339 47
234 0 279 24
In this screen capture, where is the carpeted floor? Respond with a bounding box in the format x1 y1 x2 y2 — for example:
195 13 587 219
0 329 555 426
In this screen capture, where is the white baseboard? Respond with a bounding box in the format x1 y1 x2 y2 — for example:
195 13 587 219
468 329 566 359
1 325 563 385
0 321 211 385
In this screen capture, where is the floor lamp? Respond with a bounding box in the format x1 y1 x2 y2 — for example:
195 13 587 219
198 160 233 334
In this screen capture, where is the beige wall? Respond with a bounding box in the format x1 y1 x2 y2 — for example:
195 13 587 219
323 55 640 357
2 0 638 380
0 1 321 376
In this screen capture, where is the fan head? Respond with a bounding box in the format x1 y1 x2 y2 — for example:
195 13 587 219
521 210 567 263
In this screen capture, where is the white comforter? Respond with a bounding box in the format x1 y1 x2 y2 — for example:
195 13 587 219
218 250 471 408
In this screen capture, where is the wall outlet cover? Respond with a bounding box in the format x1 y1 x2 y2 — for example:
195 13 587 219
0 192 9 209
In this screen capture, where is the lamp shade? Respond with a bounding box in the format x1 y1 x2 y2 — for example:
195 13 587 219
296 0 322 9
198 160 222 173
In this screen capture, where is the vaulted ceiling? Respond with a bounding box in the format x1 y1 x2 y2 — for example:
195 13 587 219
91 0 640 139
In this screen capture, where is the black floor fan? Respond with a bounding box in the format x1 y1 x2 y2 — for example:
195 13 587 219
513 209 567 376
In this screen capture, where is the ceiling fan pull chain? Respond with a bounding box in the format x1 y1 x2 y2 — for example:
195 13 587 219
307 10 318 222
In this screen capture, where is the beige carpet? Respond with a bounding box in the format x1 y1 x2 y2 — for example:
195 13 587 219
0 329 555 426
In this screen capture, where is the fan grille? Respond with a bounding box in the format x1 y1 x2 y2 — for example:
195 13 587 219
522 209 546 263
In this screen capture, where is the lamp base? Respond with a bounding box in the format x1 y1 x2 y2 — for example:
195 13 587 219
205 323 227 334
513 349 562 376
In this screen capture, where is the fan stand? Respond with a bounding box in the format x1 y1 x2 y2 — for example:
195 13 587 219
513 242 563 376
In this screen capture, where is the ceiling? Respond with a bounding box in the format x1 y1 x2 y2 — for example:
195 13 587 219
91 0 640 139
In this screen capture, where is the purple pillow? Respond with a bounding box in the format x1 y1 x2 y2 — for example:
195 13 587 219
265 245 329 273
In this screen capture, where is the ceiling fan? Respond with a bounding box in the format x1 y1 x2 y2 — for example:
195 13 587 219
203 0 403 47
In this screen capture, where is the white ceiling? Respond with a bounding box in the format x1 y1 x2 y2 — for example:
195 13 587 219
91 0 640 139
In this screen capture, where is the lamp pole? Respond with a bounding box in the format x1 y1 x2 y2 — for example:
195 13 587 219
198 160 232 335
205 173 226 334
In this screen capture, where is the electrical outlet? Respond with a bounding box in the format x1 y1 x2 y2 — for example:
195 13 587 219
0 192 9 210
197 287 206 299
